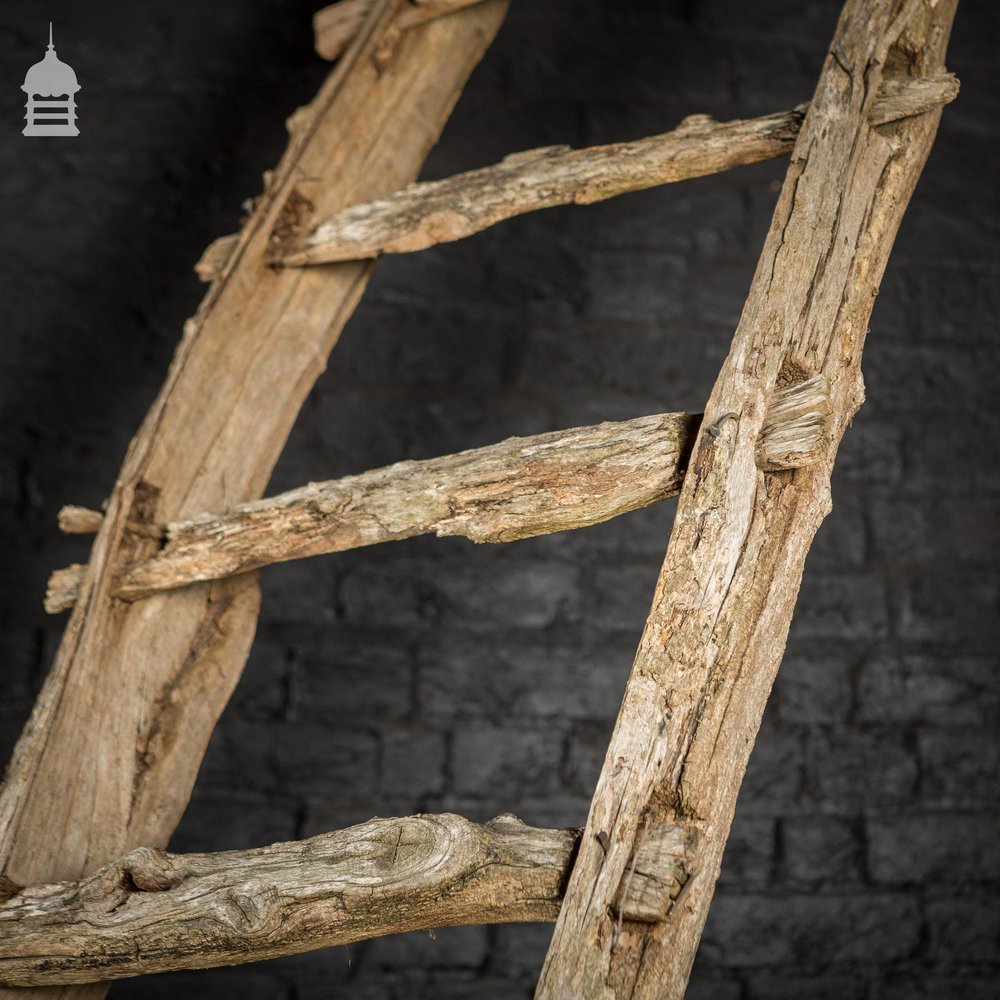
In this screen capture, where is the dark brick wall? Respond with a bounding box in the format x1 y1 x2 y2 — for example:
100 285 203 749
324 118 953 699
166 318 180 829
1 1 997 997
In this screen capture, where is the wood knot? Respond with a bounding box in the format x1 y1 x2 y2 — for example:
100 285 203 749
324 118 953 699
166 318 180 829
84 847 186 914
217 883 281 935
676 113 716 133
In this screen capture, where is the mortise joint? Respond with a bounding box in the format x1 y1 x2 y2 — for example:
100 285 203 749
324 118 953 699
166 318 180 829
757 372 832 471
612 821 699 923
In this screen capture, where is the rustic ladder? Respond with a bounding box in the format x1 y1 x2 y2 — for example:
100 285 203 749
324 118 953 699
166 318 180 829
0 0 958 996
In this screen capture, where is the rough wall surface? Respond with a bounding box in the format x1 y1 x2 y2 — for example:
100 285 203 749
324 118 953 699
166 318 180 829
0 1 996 998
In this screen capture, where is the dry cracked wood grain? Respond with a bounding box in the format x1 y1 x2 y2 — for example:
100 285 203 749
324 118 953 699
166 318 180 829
45 375 830 611
313 0 489 61
272 74 956 267
536 1 958 997
0 814 578 987
0 3 509 999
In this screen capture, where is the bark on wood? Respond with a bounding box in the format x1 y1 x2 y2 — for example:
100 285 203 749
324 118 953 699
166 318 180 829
55 411 699 609
313 0 488 62
45 376 831 611
0 814 578 987
0 5 508 1000
536 2 958 998
278 74 956 266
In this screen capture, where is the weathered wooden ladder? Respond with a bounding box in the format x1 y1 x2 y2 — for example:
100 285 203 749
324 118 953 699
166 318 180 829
0 0 958 996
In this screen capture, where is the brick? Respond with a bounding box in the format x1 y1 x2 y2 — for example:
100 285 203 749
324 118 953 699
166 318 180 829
685 968 744 1000
876 975 1000 1000
111 968 292 1000
0 631 40 714
903 409 1000 494
868 492 1000 566
451 723 565 799
918 731 1000 808
876 264 994 347
778 645 855 724
417 633 631 723
425 973 534 1000
168 792 297 854
258 556 339 626
717 815 775 889
702 892 921 967
808 488 869 569
563 720 614 796
868 815 1000 886
573 178 744 256
692 257 759 329
736 721 804 815
226 634 292 721
834 419 905 486
926 895 1000 965
432 554 583 630
364 925 489 970
381 728 447 798
896 568 1000 647
857 654 1000 727
790 572 890 641
804 729 918 810
586 559 666 632
197 718 379 801
865 343 996 415
744 971 869 1000
781 816 863 886
337 554 433 630
295 633 414 724
490 922 558 978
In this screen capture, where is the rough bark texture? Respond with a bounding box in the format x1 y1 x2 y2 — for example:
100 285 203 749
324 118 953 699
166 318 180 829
0 815 577 987
535 1 958 998
45 375 831 611
313 0 488 61
51 411 699 609
0 3 508 999
279 74 956 265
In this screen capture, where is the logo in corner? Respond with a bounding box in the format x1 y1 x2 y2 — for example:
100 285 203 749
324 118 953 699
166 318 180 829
22 23 81 137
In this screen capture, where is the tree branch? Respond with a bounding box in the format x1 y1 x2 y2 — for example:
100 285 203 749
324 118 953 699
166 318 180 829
0 9 510 1000
274 74 956 267
0 814 578 987
536 1 959 997
46 375 831 612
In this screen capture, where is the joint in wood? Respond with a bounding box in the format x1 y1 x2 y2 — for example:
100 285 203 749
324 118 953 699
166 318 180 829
756 372 832 472
612 821 699 924
266 188 316 263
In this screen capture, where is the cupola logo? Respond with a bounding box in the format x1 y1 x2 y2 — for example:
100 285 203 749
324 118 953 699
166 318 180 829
22 23 80 137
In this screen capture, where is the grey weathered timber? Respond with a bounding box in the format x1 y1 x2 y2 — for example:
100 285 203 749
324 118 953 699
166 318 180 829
0 815 578 987
536 1 959 997
0 5 509 1000
276 75 956 266
44 374 831 611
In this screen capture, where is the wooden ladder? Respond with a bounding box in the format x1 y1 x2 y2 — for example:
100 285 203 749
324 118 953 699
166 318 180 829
0 0 959 996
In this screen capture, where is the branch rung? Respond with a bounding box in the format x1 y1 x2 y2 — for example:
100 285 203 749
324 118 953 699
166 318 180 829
0 814 577 987
47 376 830 613
274 75 957 266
